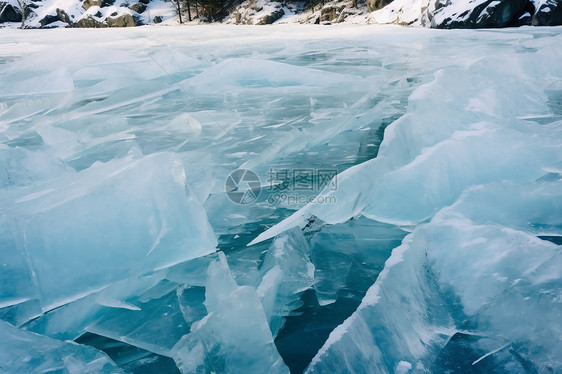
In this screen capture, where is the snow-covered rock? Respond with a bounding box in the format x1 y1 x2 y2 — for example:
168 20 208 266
367 0 393 12
532 0 562 25
227 0 368 25
0 1 22 23
227 0 285 24
3 0 562 28
369 0 429 25
427 0 528 28
0 0 174 27
370 0 562 28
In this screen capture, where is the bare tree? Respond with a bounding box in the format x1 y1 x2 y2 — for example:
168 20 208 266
172 0 183 23
16 0 29 28
185 0 192 21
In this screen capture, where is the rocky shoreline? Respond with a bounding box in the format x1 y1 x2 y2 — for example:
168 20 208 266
0 0 561 29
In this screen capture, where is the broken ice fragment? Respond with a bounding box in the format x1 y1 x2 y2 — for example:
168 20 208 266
307 181 562 373
0 152 217 314
86 290 190 357
0 320 121 373
255 227 315 337
172 252 289 374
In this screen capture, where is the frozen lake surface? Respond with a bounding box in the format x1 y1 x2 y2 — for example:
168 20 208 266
1 25 561 373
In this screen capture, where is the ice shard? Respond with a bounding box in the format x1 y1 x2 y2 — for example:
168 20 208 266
251 37 562 243
0 151 217 316
0 320 121 373
307 180 562 373
255 227 315 337
309 217 407 306
86 290 190 357
24 252 224 344
172 252 289 374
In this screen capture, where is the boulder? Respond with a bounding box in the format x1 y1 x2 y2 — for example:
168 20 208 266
509 0 535 26
100 0 115 7
428 0 528 28
106 13 138 27
367 0 393 12
256 8 284 24
0 2 22 23
532 0 562 26
74 15 106 27
319 5 345 22
39 14 60 26
56 8 73 24
153 15 162 23
128 3 146 13
371 0 431 25
139 0 150 4
82 0 101 10
511 11 532 26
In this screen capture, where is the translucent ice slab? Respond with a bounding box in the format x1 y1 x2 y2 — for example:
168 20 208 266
256 227 315 337
0 320 121 373
307 180 562 373
172 252 289 374
0 152 217 314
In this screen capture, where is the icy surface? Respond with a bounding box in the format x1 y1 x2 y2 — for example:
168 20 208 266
1 25 561 373
307 181 562 373
0 320 121 373
1 151 217 312
253 28 562 243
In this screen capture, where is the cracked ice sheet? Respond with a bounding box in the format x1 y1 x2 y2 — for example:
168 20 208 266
306 180 562 373
0 25 498 207
252 30 562 244
0 24 561 372
0 151 217 313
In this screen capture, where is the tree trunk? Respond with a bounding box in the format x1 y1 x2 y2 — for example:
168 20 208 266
186 0 192 21
17 0 27 28
176 0 183 23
